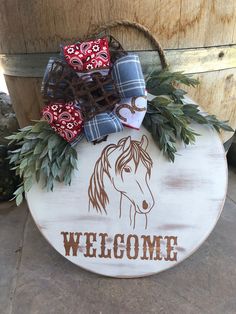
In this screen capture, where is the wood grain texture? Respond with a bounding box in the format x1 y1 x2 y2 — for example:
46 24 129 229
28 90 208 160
26 125 227 278
0 0 235 53
4 76 43 127
178 0 236 47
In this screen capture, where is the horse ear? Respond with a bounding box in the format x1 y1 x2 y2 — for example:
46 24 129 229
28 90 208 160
119 136 131 151
140 135 148 151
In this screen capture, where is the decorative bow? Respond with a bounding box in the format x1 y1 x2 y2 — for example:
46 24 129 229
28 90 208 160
41 39 147 144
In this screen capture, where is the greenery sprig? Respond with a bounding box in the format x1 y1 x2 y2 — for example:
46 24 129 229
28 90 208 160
6 121 78 205
143 70 234 161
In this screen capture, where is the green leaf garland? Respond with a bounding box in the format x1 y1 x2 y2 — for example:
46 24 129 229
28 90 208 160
143 70 234 161
6 121 78 205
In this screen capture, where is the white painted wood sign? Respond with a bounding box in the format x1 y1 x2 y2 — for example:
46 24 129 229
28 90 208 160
26 124 227 278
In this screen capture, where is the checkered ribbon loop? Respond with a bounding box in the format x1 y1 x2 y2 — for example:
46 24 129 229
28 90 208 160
111 54 146 98
84 112 123 142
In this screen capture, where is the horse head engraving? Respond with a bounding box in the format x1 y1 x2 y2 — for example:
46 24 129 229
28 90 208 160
88 135 155 229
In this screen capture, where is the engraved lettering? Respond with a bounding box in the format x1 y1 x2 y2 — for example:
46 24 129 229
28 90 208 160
164 236 178 261
127 234 139 260
113 234 125 259
98 233 112 258
84 232 97 257
141 235 163 260
61 232 82 256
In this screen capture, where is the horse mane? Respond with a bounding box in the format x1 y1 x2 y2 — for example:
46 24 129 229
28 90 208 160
88 144 116 213
88 136 153 213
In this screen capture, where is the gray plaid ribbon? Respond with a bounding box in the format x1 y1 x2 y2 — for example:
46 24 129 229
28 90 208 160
111 54 146 98
84 112 123 142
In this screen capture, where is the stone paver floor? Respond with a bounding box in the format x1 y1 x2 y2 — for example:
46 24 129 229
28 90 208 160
1 166 236 314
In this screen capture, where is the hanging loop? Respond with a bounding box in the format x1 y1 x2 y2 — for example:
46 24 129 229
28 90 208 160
89 19 168 69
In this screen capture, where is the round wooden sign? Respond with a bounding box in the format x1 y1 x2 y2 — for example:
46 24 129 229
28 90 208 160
26 124 227 278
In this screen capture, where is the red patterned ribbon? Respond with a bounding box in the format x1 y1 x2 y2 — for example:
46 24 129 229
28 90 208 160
63 37 110 72
42 102 84 142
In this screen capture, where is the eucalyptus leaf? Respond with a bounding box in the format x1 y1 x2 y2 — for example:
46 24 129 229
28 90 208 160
25 133 40 140
19 158 28 169
48 149 52 161
40 145 49 159
21 142 35 154
41 157 49 169
5 134 17 140
48 134 61 149
19 125 33 132
31 121 48 133
35 158 43 170
70 155 78 169
24 177 33 192
9 153 20 164
51 162 59 178
35 170 41 182
13 185 24 196
16 193 23 206
34 142 46 155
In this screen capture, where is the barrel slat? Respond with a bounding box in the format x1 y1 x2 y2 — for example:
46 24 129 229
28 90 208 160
179 0 236 47
4 76 43 127
0 0 26 53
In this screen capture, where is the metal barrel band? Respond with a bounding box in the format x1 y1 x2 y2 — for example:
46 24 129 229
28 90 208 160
1 45 236 78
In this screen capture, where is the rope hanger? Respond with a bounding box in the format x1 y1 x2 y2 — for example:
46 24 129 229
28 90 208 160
89 19 168 69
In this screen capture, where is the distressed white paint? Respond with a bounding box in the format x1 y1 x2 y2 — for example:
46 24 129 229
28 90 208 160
26 123 227 278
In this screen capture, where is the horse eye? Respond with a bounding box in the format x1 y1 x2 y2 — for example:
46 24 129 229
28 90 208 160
124 166 131 173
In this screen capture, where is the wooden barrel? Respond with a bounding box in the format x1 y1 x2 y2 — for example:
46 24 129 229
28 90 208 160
0 0 235 142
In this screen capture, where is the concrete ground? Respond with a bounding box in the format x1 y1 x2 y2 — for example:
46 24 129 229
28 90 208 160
1 167 236 314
